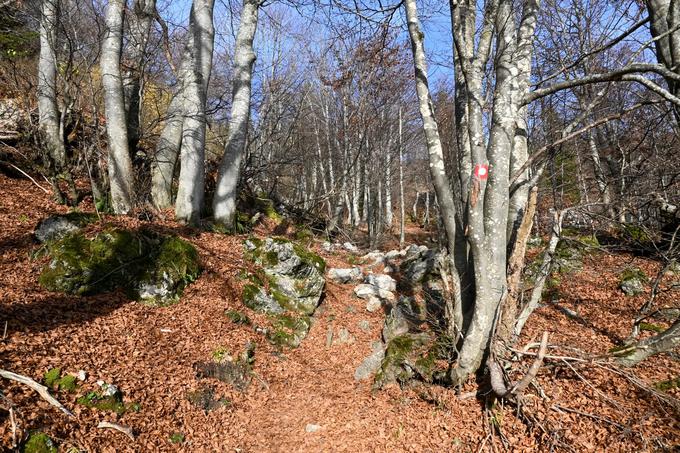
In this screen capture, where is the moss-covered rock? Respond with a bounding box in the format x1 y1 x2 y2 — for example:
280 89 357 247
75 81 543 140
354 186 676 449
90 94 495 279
195 343 256 390
135 236 201 305
554 239 583 274
22 432 57 453
34 212 98 243
374 332 435 388
242 237 325 348
39 228 201 304
76 388 140 415
267 313 312 348
619 267 647 296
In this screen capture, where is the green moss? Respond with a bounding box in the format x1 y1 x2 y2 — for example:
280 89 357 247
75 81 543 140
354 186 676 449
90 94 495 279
226 310 251 325
43 368 77 393
375 335 416 385
136 235 201 305
242 284 262 309
39 229 147 295
620 267 648 283
639 322 664 333
63 211 98 226
39 229 200 304
169 433 185 444
271 288 292 308
43 368 61 388
654 376 680 391
577 235 600 248
265 251 279 266
76 390 139 415
266 313 311 348
292 242 326 273
22 432 57 453
621 224 652 243
295 227 314 243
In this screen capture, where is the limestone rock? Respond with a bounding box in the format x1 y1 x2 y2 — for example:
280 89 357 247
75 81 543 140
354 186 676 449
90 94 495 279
243 237 326 348
334 327 355 345
357 320 371 331
343 242 359 253
361 251 385 265
354 284 395 302
39 229 200 304
365 273 396 292
354 343 386 381
365 296 382 313
619 267 647 296
328 267 363 284
34 213 97 243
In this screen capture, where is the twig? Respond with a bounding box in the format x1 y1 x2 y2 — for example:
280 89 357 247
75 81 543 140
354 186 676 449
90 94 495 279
9 407 17 448
97 421 135 441
3 321 7 340
0 369 73 416
551 404 626 430
3 163 49 193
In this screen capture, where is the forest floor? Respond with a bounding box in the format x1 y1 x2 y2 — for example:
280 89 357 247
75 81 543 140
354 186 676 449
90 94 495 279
0 172 679 452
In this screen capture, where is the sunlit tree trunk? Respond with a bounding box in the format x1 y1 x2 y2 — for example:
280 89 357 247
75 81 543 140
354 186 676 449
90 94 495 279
38 0 66 202
175 0 215 224
101 0 135 214
398 106 406 246
213 0 260 227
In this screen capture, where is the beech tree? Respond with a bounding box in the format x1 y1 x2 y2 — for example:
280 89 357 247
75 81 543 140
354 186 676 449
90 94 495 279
213 0 261 227
37 0 66 199
403 0 680 385
101 0 135 214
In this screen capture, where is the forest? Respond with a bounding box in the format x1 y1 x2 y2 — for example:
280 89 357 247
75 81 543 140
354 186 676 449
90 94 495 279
0 0 679 450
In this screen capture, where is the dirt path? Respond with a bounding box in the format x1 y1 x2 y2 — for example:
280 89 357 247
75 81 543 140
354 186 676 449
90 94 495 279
0 173 678 451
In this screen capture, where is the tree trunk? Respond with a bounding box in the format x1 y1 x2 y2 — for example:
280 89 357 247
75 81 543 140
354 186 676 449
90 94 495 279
37 0 66 172
101 0 135 214
123 0 156 152
174 0 215 224
399 106 405 247
405 0 464 338
213 0 260 227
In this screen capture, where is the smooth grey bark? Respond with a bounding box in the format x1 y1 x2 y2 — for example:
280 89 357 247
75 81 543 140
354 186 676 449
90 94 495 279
398 106 405 247
406 0 541 384
175 0 215 224
101 0 135 214
646 0 680 120
213 0 260 227
151 0 214 212
615 318 680 366
123 0 156 152
37 0 66 169
384 125 394 228
405 0 464 339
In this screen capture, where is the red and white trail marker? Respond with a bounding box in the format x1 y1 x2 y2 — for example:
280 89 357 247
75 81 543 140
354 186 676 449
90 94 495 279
474 164 489 180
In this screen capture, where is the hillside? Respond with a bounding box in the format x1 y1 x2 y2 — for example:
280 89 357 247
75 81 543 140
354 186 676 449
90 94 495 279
0 173 678 452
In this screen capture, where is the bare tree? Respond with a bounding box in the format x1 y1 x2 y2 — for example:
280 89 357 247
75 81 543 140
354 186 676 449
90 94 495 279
101 0 134 214
175 0 215 224
213 0 261 227
37 0 66 198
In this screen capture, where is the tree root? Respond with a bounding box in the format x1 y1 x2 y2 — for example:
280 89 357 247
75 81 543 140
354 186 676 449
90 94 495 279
489 331 549 397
